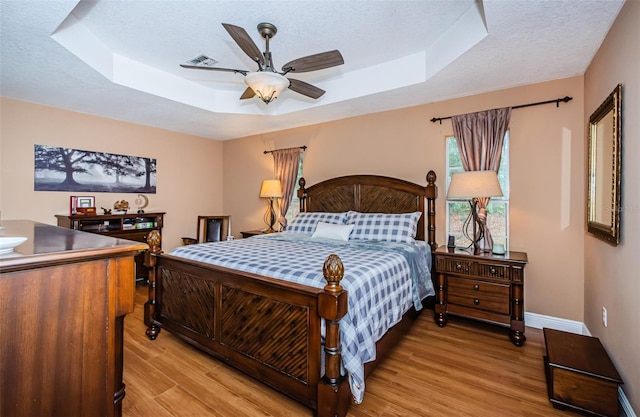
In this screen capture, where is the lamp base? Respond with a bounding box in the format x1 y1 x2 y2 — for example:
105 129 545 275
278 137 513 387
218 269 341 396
263 198 277 232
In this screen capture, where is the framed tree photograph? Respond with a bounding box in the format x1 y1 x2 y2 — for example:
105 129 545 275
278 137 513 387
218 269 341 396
34 145 156 193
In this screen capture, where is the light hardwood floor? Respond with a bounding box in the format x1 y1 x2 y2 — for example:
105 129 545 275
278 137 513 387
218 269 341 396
123 285 579 417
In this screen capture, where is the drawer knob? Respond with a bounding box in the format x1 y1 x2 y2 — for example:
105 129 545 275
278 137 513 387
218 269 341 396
490 267 497 274
455 262 462 270
473 284 480 291
474 299 480 305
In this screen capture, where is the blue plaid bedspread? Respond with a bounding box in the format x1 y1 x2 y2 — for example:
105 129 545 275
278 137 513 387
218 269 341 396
169 232 434 403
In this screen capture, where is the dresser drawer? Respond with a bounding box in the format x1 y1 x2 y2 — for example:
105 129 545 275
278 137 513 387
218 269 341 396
447 276 510 315
113 230 154 243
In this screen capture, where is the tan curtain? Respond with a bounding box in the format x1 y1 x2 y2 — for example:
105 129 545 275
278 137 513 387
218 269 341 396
452 107 511 251
272 148 302 230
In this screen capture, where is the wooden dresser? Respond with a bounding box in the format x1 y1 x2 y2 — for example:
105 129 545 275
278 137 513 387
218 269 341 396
0 220 147 417
434 246 528 346
56 212 163 283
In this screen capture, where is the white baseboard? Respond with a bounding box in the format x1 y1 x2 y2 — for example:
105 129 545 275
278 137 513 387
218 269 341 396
525 312 637 417
524 311 587 334
620 386 638 417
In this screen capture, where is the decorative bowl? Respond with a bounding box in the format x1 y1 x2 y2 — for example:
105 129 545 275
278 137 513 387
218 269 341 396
0 236 28 254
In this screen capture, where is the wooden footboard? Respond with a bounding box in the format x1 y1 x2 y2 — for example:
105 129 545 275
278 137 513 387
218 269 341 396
144 231 350 416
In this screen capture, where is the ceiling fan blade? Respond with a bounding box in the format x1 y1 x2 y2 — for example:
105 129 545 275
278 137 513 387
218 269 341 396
222 23 265 66
288 78 325 99
240 87 256 100
180 64 248 75
282 50 344 73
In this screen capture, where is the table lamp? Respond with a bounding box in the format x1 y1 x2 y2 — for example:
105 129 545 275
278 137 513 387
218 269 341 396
259 179 283 232
447 170 503 253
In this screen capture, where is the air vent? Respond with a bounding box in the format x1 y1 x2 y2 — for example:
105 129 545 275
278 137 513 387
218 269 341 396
187 54 218 67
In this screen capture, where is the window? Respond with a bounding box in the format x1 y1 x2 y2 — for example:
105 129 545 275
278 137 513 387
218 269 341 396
284 156 304 224
445 133 510 248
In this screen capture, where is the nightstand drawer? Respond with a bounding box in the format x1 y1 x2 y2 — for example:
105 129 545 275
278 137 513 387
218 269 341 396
437 257 475 275
476 262 508 280
448 277 510 315
436 257 510 281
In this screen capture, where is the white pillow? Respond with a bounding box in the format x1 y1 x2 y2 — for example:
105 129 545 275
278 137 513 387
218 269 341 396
311 222 355 241
285 212 348 234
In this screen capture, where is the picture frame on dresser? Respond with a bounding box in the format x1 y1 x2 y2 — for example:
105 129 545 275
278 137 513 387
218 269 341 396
70 195 95 215
76 196 95 208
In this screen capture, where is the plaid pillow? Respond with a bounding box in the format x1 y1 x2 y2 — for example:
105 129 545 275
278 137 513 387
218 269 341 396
347 211 422 243
285 212 348 234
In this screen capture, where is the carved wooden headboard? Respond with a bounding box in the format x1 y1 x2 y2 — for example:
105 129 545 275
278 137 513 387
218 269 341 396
298 171 438 249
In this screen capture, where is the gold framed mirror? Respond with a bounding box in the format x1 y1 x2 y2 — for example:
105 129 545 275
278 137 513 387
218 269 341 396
587 84 622 245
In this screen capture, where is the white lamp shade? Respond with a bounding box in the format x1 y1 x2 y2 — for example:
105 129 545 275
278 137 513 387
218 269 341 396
245 72 290 103
447 170 503 198
260 179 283 198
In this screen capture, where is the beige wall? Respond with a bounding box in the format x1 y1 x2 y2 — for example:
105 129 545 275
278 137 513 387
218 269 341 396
584 0 639 410
224 76 586 322
0 98 224 249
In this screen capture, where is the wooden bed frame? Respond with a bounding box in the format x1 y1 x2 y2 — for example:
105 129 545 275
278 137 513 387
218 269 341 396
143 171 438 417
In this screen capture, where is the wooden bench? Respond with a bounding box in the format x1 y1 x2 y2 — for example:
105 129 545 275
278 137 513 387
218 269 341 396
543 328 623 417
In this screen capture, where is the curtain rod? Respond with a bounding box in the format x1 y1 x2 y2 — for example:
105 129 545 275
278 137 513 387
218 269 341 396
263 145 307 154
430 96 573 124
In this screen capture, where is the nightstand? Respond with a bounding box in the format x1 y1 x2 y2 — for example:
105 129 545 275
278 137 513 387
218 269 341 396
240 229 273 238
434 246 528 346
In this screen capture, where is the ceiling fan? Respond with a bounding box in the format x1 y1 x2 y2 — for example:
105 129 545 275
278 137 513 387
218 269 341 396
180 22 344 104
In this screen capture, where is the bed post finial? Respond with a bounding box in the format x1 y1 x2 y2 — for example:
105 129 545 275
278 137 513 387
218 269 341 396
298 177 307 212
147 230 161 252
425 170 438 251
144 230 162 340
322 253 344 291
426 170 437 186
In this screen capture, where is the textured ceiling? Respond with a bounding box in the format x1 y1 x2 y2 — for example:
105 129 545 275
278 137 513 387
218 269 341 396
0 0 625 140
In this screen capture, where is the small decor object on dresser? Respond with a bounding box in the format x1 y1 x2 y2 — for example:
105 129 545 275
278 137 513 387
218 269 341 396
113 199 130 214
0 236 28 254
434 245 528 346
135 194 149 213
492 243 506 255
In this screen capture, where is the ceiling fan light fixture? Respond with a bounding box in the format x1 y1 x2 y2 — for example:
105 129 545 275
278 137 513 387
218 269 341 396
244 71 290 104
